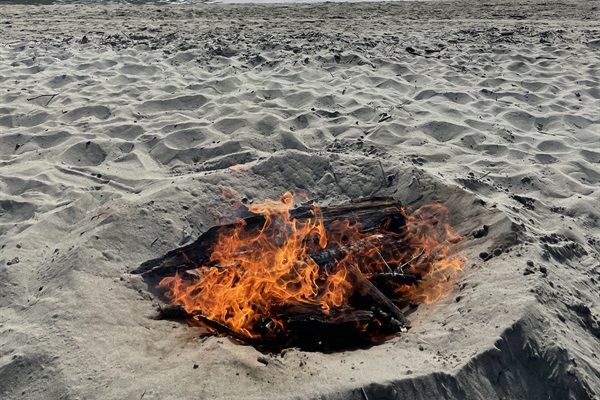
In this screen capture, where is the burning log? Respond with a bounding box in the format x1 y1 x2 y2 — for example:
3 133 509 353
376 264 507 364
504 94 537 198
135 193 466 352
156 304 285 347
132 197 405 278
158 303 391 352
279 306 384 352
178 233 422 288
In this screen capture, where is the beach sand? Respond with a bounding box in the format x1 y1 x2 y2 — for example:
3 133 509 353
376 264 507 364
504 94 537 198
1 1 599 398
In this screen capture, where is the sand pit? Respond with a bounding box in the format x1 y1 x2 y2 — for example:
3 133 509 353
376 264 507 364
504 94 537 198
1 1 599 399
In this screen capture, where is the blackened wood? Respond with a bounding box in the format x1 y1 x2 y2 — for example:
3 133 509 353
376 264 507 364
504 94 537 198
192 314 285 347
176 234 421 291
344 263 410 329
157 304 285 347
156 303 395 352
286 309 375 324
132 197 404 277
309 234 403 272
282 308 384 352
155 304 192 320
275 303 375 325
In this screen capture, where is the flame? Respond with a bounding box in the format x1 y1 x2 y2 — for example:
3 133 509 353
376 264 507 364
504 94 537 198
159 193 465 340
394 204 466 304
229 164 249 176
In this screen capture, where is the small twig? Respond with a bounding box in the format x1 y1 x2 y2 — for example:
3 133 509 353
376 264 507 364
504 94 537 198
375 250 393 274
121 31 132 44
361 387 370 400
447 64 467 73
28 293 44 307
397 249 425 271
346 264 410 329
364 271 420 284
476 171 491 182
396 100 409 111
45 94 58 106
378 114 392 123
26 93 58 106
27 94 54 101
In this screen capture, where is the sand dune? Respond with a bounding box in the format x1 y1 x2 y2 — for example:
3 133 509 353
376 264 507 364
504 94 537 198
1 1 599 399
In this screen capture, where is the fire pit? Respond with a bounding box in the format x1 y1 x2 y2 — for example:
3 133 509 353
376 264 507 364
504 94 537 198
134 193 465 352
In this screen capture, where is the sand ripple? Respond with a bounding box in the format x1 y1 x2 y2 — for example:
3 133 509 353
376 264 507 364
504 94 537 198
1 1 599 399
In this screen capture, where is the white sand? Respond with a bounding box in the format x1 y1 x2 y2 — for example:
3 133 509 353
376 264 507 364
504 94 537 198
1 1 599 398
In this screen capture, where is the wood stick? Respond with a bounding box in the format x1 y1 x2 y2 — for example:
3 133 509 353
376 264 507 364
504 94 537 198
157 303 385 350
307 234 404 271
344 263 410 329
26 93 58 106
275 303 374 325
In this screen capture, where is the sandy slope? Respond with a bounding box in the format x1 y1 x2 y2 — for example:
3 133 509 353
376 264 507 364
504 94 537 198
0 1 599 398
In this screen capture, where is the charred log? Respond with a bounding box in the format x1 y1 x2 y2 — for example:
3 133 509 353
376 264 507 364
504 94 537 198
132 197 405 277
177 237 423 299
156 303 397 352
157 304 285 347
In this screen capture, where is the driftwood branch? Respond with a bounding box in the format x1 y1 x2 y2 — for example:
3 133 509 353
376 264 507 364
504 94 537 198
132 197 405 277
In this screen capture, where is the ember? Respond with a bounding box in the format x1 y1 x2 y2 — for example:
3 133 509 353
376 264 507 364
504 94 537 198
138 194 466 351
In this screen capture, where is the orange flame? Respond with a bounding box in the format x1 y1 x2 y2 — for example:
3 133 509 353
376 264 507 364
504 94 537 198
159 193 465 339
395 204 466 304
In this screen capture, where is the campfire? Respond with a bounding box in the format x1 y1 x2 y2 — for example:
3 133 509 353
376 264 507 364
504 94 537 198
135 193 466 351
